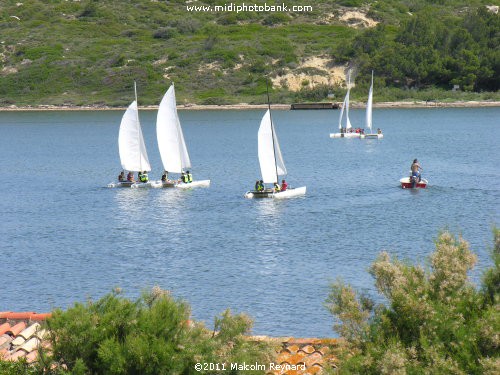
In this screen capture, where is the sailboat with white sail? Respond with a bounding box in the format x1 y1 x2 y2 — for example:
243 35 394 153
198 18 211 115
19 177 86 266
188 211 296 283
108 82 152 188
244 93 306 199
360 71 383 139
330 69 360 139
151 84 210 189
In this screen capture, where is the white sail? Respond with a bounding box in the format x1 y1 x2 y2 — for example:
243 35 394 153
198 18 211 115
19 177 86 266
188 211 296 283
118 100 151 172
345 87 352 130
156 84 191 174
258 109 287 184
338 94 346 129
365 71 373 132
338 70 352 130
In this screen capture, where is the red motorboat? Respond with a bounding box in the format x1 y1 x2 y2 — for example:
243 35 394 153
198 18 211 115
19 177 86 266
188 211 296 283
400 176 428 189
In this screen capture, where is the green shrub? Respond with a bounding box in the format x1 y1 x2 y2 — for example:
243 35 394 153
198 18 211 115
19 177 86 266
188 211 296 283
39 287 272 374
326 229 500 374
153 27 178 40
0 360 38 375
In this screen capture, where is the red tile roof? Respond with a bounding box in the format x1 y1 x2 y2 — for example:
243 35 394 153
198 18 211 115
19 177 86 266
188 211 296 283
249 337 341 374
0 311 51 363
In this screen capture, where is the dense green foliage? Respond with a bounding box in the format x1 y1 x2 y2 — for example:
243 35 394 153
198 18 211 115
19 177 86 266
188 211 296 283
340 6 500 92
325 229 500 374
0 0 498 106
25 287 272 375
0 361 38 375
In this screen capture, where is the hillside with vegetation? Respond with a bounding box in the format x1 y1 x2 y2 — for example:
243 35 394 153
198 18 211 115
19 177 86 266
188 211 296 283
0 0 498 107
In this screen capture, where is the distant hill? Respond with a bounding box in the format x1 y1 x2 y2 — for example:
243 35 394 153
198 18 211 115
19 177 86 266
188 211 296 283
0 0 498 107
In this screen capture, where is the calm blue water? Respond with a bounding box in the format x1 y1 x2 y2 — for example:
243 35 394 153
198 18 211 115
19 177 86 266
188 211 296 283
0 107 499 337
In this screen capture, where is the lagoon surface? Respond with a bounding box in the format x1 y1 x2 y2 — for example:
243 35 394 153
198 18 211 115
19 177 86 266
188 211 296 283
0 107 499 337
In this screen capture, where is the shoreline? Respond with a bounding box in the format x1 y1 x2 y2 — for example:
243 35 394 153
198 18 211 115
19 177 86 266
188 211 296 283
0 100 499 111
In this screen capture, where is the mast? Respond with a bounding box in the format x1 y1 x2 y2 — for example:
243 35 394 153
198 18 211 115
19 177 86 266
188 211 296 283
134 81 142 172
266 79 279 184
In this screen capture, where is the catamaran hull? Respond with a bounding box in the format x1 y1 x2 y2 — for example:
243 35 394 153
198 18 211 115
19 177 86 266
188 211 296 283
151 180 177 188
131 182 154 189
244 186 306 199
176 180 211 189
330 132 361 138
400 177 428 189
107 181 135 188
360 133 383 139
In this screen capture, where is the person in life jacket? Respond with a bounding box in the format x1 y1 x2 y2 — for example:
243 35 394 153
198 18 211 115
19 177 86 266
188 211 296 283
118 171 125 182
180 172 187 183
281 179 288 191
161 171 168 182
257 180 264 191
274 182 281 192
127 172 134 182
254 180 260 191
139 171 149 183
186 170 193 183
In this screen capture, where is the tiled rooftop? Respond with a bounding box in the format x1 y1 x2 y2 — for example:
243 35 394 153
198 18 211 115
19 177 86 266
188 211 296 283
248 336 340 375
0 311 51 363
0 312 341 373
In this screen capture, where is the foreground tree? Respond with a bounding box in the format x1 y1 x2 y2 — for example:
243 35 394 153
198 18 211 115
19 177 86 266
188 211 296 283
326 229 500 374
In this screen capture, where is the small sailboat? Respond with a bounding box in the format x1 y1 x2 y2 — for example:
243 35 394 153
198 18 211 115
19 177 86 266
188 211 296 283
108 82 152 188
360 71 383 139
330 69 359 139
151 84 210 189
245 91 306 199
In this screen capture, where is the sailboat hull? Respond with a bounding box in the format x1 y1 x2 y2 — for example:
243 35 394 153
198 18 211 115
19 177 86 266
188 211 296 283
330 132 361 138
151 180 177 188
176 180 211 189
360 133 383 139
330 133 361 138
244 186 306 199
131 181 154 189
107 181 135 188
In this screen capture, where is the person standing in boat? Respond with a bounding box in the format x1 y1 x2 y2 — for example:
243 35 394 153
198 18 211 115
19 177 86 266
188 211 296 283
118 171 125 182
411 159 423 181
281 179 288 191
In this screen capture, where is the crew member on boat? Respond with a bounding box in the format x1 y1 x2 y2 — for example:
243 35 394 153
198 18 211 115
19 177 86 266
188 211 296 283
377 128 382 134
118 171 125 182
411 159 423 182
186 170 193 183
281 179 288 191
139 171 149 183
274 182 281 192
127 172 134 182
161 171 168 182
257 180 264 192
